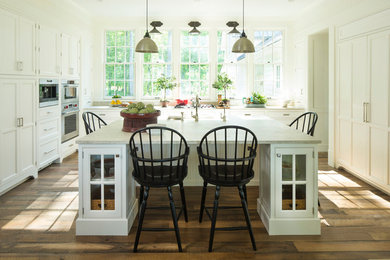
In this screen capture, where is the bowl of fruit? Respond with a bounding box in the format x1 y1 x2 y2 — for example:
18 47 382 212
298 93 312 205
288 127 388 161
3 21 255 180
120 102 161 132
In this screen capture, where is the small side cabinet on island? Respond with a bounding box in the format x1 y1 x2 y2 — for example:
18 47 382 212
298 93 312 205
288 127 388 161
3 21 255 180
76 144 138 236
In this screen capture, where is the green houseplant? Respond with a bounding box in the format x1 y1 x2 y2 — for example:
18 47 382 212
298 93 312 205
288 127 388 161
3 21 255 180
251 92 267 108
212 73 233 107
155 74 177 107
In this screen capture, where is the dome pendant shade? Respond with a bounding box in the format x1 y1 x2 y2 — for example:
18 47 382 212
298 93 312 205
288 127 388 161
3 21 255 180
135 32 158 53
135 0 158 53
232 32 255 53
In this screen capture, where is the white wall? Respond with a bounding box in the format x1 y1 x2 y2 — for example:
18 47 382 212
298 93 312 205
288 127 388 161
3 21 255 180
291 0 390 165
89 17 295 103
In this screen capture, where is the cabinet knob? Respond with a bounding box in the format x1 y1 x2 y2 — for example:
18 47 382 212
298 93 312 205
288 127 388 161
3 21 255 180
276 153 281 158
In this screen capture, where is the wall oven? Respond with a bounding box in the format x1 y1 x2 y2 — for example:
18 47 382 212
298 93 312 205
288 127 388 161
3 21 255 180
39 79 59 107
61 79 80 143
62 79 79 103
62 103 79 143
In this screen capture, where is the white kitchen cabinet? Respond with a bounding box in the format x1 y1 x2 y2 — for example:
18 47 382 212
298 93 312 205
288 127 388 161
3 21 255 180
38 106 60 170
0 9 35 75
77 144 136 235
258 144 319 235
0 79 37 195
336 29 390 194
62 34 80 77
37 24 61 76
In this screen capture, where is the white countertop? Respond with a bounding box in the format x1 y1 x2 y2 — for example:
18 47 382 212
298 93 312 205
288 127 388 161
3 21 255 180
83 105 305 111
77 115 320 145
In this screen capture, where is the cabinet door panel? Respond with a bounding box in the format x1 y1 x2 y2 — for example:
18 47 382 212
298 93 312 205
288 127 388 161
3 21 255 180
352 38 368 122
18 80 36 175
0 9 17 74
338 43 352 119
62 34 70 76
369 33 389 127
351 122 369 176
0 81 18 183
19 17 35 75
38 25 59 75
370 128 387 183
69 36 79 76
338 119 351 165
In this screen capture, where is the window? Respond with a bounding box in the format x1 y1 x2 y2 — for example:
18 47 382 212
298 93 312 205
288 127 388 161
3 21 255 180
253 31 283 97
104 30 135 97
143 31 173 98
180 31 209 98
217 31 247 99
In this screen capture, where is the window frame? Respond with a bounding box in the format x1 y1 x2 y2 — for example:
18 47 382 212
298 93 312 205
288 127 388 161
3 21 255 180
253 29 285 99
141 30 174 100
179 30 211 99
103 29 136 100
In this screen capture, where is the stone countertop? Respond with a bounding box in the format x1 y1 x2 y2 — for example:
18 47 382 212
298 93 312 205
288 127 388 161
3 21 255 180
83 105 305 111
77 116 320 145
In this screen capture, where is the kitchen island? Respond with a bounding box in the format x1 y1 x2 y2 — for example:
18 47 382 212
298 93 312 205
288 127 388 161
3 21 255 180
76 115 321 236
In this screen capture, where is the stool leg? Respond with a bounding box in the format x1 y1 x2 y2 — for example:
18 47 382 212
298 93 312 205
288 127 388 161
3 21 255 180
139 186 144 210
168 186 182 252
243 184 248 203
209 185 220 252
199 181 208 223
179 182 188 222
134 186 149 252
238 185 256 251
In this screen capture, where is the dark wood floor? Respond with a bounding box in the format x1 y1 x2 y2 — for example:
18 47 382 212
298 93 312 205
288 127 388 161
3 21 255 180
1 153 390 259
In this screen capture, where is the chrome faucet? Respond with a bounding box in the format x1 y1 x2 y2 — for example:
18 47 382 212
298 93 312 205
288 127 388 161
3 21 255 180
191 94 200 122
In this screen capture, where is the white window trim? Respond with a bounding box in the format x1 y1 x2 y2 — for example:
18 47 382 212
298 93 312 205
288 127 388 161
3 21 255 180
103 29 136 100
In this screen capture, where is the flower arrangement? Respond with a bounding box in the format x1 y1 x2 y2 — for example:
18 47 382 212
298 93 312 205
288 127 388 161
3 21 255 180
110 86 123 106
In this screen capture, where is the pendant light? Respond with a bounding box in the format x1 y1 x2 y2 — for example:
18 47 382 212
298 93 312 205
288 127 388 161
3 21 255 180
226 21 240 34
188 21 201 35
232 0 255 53
150 21 163 34
136 0 158 53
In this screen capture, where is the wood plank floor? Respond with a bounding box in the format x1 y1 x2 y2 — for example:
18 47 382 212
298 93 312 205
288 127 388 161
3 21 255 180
1 153 390 259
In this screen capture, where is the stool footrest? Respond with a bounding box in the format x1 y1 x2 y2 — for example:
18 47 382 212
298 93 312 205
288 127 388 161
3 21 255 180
142 228 176 232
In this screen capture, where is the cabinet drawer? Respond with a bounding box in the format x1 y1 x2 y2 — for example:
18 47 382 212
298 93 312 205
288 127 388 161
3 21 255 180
39 119 59 139
39 138 59 165
39 106 60 120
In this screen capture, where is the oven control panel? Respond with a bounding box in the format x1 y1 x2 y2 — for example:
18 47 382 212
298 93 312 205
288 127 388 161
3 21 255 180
62 103 79 113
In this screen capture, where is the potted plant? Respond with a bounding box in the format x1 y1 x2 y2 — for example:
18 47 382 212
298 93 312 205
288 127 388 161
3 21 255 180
120 102 161 132
110 86 123 106
212 73 233 108
155 74 177 107
251 92 267 108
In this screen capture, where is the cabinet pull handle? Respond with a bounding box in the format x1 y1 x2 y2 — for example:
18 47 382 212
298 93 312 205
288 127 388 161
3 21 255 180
363 102 366 122
16 118 20 127
365 102 369 123
69 144 74 147
44 127 56 131
283 113 290 116
99 114 106 116
44 148 56 154
20 117 23 127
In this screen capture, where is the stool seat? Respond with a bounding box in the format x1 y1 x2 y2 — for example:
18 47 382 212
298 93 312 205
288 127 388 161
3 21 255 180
133 165 188 187
198 165 254 187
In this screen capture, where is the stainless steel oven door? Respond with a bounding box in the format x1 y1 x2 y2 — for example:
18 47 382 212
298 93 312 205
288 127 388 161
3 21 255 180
63 86 78 103
62 110 79 143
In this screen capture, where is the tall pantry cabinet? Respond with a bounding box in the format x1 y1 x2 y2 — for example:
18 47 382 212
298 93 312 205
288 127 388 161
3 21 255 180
336 10 390 194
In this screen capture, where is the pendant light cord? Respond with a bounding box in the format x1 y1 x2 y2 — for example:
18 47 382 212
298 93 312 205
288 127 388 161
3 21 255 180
146 0 148 32
242 0 244 31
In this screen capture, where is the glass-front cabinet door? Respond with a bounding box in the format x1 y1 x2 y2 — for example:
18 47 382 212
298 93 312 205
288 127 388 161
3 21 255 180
82 148 121 218
275 148 314 218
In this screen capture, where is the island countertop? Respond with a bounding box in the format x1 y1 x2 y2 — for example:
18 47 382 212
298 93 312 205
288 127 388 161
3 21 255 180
77 116 321 145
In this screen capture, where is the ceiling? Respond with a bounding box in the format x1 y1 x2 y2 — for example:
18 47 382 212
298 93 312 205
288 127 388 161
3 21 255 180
70 0 323 20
